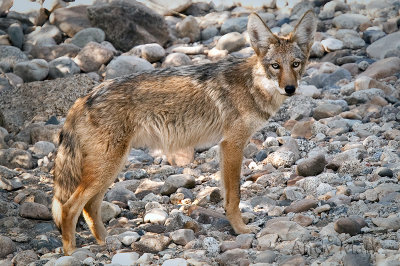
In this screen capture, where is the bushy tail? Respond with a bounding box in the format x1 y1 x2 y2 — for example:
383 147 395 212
52 125 83 229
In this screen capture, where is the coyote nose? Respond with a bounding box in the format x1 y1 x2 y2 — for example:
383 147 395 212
285 85 296 95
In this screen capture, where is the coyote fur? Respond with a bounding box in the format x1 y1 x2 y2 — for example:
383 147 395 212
53 11 317 255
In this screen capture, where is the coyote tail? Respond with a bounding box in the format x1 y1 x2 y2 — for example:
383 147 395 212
52 105 84 229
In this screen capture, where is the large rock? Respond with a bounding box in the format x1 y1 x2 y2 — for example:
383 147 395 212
129 43 166 63
366 32 400 59
74 42 114 72
26 24 62 45
0 46 29 72
333 13 370 29
137 0 192 16
359 57 400 80
9 0 47 26
105 55 154 79
71 27 106 48
0 148 33 169
87 1 169 52
30 43 81 61
0 236 15 258
48 57 81 79
14 59 49 82
49 5 92 37
0 74 97 132
176 15 200 42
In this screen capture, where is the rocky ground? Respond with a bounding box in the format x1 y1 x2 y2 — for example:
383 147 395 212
1 0 400 265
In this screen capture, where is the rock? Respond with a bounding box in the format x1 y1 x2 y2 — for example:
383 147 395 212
257 233 278 250
310 68 352 89
313 104 343 120
160 174 195 196
111 252 139 266
334 217 362 236
0 236 16 258
203 237 220 255
162 258 188 266
26 24 62 45
201 26 219 40
48 56 81 79
366 32 400 59
130 43 166 63
87 1 169 52
13 59 49 82
162 53 192 67
333 13 370 29
170 229 195 245
259 221 309 241
118 231 141 246
293 214 313 227
74 42 113 72
172 45 205 55
138 0 192 16
30 124 61 144
106 235 122 252
291 120 314 139
363 29 386 44
216 32 246 53
342 253 371 266
135 179 163 199
7 23 23 49
0 74 97 132
49 5 92 37
30 44 81 61
220 17 248 34
9 0 47 26
335 29 366 49
376 167 393 178
71 27 105 48
310 41 325 58
101 201 121 223
132 234 170 253
0 165 18 179
176 15 200 42
105 55 154 79
296 154 327 177
321 38 343 51
30 141 55 156
106 187 136 203
19 202 52 220
0 148 33 169
360 57 400 79
11 250 38 266
255 250 277 263
371 217 400 230
265 150 296 168
280 255 306 266
144 208 168 224
284 199 318 213
217 248 248 265
0 46 28 72
54 256 81 266
0 0 13 14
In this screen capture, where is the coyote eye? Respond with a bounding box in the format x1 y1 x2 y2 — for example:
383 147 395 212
271 63 280 69
292 62 300 68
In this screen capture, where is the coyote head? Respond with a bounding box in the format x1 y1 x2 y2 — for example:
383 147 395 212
248 11 317 96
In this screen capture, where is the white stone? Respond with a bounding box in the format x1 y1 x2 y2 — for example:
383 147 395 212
321 38 343 51
144 208 168 224
111 252 140 266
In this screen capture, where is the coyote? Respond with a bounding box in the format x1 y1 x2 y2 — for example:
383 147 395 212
53 11 317 255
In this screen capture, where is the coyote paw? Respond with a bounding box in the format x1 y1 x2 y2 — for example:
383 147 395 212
234 224 260 234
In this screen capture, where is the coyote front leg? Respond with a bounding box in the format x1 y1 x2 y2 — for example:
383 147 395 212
220 132 256 234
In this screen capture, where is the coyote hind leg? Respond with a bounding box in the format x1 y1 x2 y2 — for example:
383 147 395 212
61 145 129 255
82 189 108 245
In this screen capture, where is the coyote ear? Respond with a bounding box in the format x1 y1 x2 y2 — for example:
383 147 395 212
291 10 317 55
248 13 277 56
